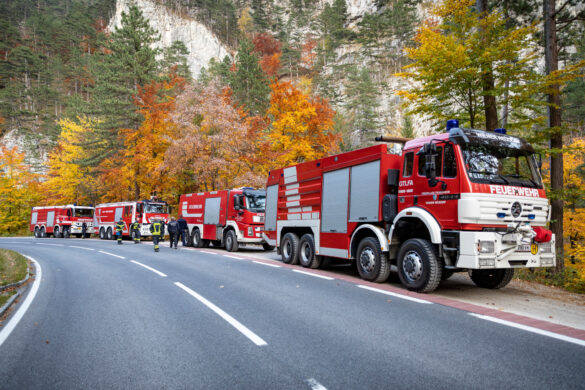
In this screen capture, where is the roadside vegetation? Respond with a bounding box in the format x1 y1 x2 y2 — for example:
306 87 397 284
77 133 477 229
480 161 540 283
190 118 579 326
0 248 28 287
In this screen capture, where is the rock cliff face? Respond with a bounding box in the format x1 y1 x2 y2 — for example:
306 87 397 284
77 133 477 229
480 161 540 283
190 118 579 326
108 0 231 78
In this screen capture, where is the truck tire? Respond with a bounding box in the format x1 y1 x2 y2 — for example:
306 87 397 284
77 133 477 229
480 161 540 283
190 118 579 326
262 243 275 251
192 229 207 248
397 238 442 293
99 228 105 240
34 227 40 238
299 234 316 268
281 232 299 265
356 237 390 283
63 228 70 239
106 227 113 240
469 269 514 289
54 226 61 238
40 227 47 238
225 230 239 252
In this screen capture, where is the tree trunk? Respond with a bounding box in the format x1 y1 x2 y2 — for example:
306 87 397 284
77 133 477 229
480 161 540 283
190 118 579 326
544 0 564 273
476 0 499 131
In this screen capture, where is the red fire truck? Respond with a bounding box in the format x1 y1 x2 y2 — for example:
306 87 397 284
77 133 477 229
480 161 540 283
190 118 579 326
179 188 271 251
263 121 555 292
30 205 95 238
95 199 170 240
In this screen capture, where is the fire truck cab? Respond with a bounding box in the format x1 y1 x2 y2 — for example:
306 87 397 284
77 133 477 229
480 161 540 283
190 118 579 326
30 205 95 238
264 121 555 293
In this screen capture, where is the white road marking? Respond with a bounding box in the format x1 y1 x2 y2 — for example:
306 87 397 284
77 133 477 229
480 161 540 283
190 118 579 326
130 260 167 277
293 269 334 280
68 246 95 251
35 243 64 247
200 250 218 255
253 261 281 268
223 255 244 260
98 250 125 259
306 378 328 390
0 256 42 348
357 285 432 304
469 313 585 347
174 282 267 347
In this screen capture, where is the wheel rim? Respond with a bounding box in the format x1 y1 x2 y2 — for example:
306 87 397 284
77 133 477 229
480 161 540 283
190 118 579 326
300 242 311 264
360 247 376 273
402 250 423 282
283 240 291 259
194 232 199 245
54 227 59 237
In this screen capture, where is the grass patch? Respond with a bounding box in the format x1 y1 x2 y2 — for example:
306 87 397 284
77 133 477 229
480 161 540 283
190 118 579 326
0 249 28 287
0 290 16 307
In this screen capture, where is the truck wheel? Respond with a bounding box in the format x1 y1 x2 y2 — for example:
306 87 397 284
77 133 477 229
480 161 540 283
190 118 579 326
225 230 239 252
34 227 40 238
469 269 514 289
356 237 390 283
40 227 47 238
192 229 205 248
281 232 299 265
54 226 61 238
262 243 275 251
397 238 442 293
106 228 113 240
99 228 105 240
63 228 70 239
299 234 316 268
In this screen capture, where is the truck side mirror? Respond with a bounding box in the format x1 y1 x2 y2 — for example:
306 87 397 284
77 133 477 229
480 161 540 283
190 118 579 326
234 195 240 210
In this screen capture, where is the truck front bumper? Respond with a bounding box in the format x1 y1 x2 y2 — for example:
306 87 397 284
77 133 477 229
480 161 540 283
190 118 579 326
456 231 556 269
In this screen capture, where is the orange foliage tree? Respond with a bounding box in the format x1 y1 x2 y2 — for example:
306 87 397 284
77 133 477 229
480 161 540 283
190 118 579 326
97 73 184 203
253 32 282 77
0 146 42 235
163 81 264 192
262 80 340 173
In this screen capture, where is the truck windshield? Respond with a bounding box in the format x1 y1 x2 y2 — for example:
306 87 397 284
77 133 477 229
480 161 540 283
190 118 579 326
461 144 543 188
74 208 94 217
144 203 167 214
245 194 266 212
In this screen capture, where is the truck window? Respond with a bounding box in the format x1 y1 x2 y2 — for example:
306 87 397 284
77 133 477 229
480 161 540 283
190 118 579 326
443 144 457 178
418 146 443 177
403 152 414 177
74 208 94 218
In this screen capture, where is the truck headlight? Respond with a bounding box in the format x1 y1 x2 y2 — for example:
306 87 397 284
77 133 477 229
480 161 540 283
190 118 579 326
539 242 553 254
477 241 495 254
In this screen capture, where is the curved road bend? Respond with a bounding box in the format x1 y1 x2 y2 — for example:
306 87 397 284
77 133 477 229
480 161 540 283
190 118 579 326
0 237 584 389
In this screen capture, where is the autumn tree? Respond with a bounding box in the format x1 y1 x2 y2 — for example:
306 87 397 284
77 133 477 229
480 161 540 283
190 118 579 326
44 117 101 205
397 0 543 130
263 80 341 171
163 81 264 192
0 145 42 235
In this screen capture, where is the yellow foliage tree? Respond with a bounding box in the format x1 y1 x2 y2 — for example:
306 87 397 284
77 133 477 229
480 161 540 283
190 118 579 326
0 145 42 235
44 117 100 204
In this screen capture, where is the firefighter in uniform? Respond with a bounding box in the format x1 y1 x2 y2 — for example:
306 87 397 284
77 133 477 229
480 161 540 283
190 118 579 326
150 219 164 252
115 218 125 244
131 220 141 244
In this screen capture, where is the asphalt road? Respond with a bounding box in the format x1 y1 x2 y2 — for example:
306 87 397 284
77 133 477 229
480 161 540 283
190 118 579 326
1 237 584 389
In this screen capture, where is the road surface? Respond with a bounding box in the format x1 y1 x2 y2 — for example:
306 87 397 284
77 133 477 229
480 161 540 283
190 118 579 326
1 237 584 389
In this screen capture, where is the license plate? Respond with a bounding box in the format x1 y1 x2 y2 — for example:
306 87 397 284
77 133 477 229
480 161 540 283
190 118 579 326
517 244 530 252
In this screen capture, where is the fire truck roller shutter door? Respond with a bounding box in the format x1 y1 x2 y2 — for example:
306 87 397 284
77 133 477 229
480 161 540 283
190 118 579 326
349 160 380 222
322 168 349 233
265 185 278 232
47 211 55 228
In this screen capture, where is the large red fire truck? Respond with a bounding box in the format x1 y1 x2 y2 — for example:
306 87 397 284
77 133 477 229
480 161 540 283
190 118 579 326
263 121 555 292
179 188 271 251
30 205 95 238
95 199 170 240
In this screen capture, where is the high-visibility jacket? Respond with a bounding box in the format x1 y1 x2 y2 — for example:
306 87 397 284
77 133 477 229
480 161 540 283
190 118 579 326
150 221 163 236
131 222 140 231
115 222 124 233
